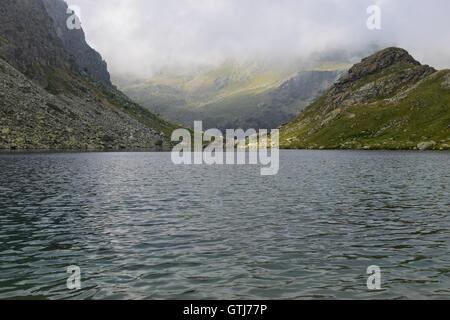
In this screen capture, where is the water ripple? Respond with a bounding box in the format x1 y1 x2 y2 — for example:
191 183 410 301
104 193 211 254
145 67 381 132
0 151 449 299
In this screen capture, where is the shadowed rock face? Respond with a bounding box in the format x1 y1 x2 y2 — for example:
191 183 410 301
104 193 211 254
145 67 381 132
42 0 112 87
0 0 75 86
250 70 344 129
0 0 112 88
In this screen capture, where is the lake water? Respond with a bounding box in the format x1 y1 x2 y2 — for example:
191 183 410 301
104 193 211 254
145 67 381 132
0 151 449 299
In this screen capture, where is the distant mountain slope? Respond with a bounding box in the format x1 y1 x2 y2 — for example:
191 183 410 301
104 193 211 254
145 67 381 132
122 61 347 130
0 0 179 150
254 69 345 129
280 48 450 150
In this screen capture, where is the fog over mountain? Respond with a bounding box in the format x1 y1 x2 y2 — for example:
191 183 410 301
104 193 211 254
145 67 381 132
68 0 450 79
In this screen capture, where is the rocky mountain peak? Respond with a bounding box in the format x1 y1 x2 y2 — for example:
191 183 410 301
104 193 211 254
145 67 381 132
339 47 421 85
322 47 437 110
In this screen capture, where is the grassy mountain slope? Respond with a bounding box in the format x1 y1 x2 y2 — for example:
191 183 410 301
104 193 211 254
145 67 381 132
280 48 450 150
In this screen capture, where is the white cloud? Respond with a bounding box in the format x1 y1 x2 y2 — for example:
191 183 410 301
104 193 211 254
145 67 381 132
67 0 450 77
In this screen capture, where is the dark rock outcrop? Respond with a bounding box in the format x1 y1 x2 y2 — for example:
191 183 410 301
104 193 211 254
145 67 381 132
42 0 112 87
322 47 436 112
0 0 75 86
338 47 421 85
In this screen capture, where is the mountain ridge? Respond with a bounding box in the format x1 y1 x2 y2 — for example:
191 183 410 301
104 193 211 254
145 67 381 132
122 60 347 130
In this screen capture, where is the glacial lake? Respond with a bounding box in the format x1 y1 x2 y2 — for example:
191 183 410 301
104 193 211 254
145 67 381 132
0 151 449 299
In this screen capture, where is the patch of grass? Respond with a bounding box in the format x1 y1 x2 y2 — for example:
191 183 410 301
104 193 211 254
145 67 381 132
45 67 79 95
0 36 9 46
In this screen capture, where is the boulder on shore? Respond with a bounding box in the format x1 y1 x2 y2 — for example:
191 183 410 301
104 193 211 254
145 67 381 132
417 141 436 151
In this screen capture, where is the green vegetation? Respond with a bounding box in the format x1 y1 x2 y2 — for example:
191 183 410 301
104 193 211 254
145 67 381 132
0 35 8 46
45 67 79 95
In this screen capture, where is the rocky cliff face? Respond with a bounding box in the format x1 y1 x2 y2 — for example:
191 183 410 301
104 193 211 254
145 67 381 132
281 48 450 150
0 0 179 150
0 0 112 88
0 0 75 86
42 0 112 87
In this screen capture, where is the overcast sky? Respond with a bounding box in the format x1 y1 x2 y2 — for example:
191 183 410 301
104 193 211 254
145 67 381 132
67 0 450 78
